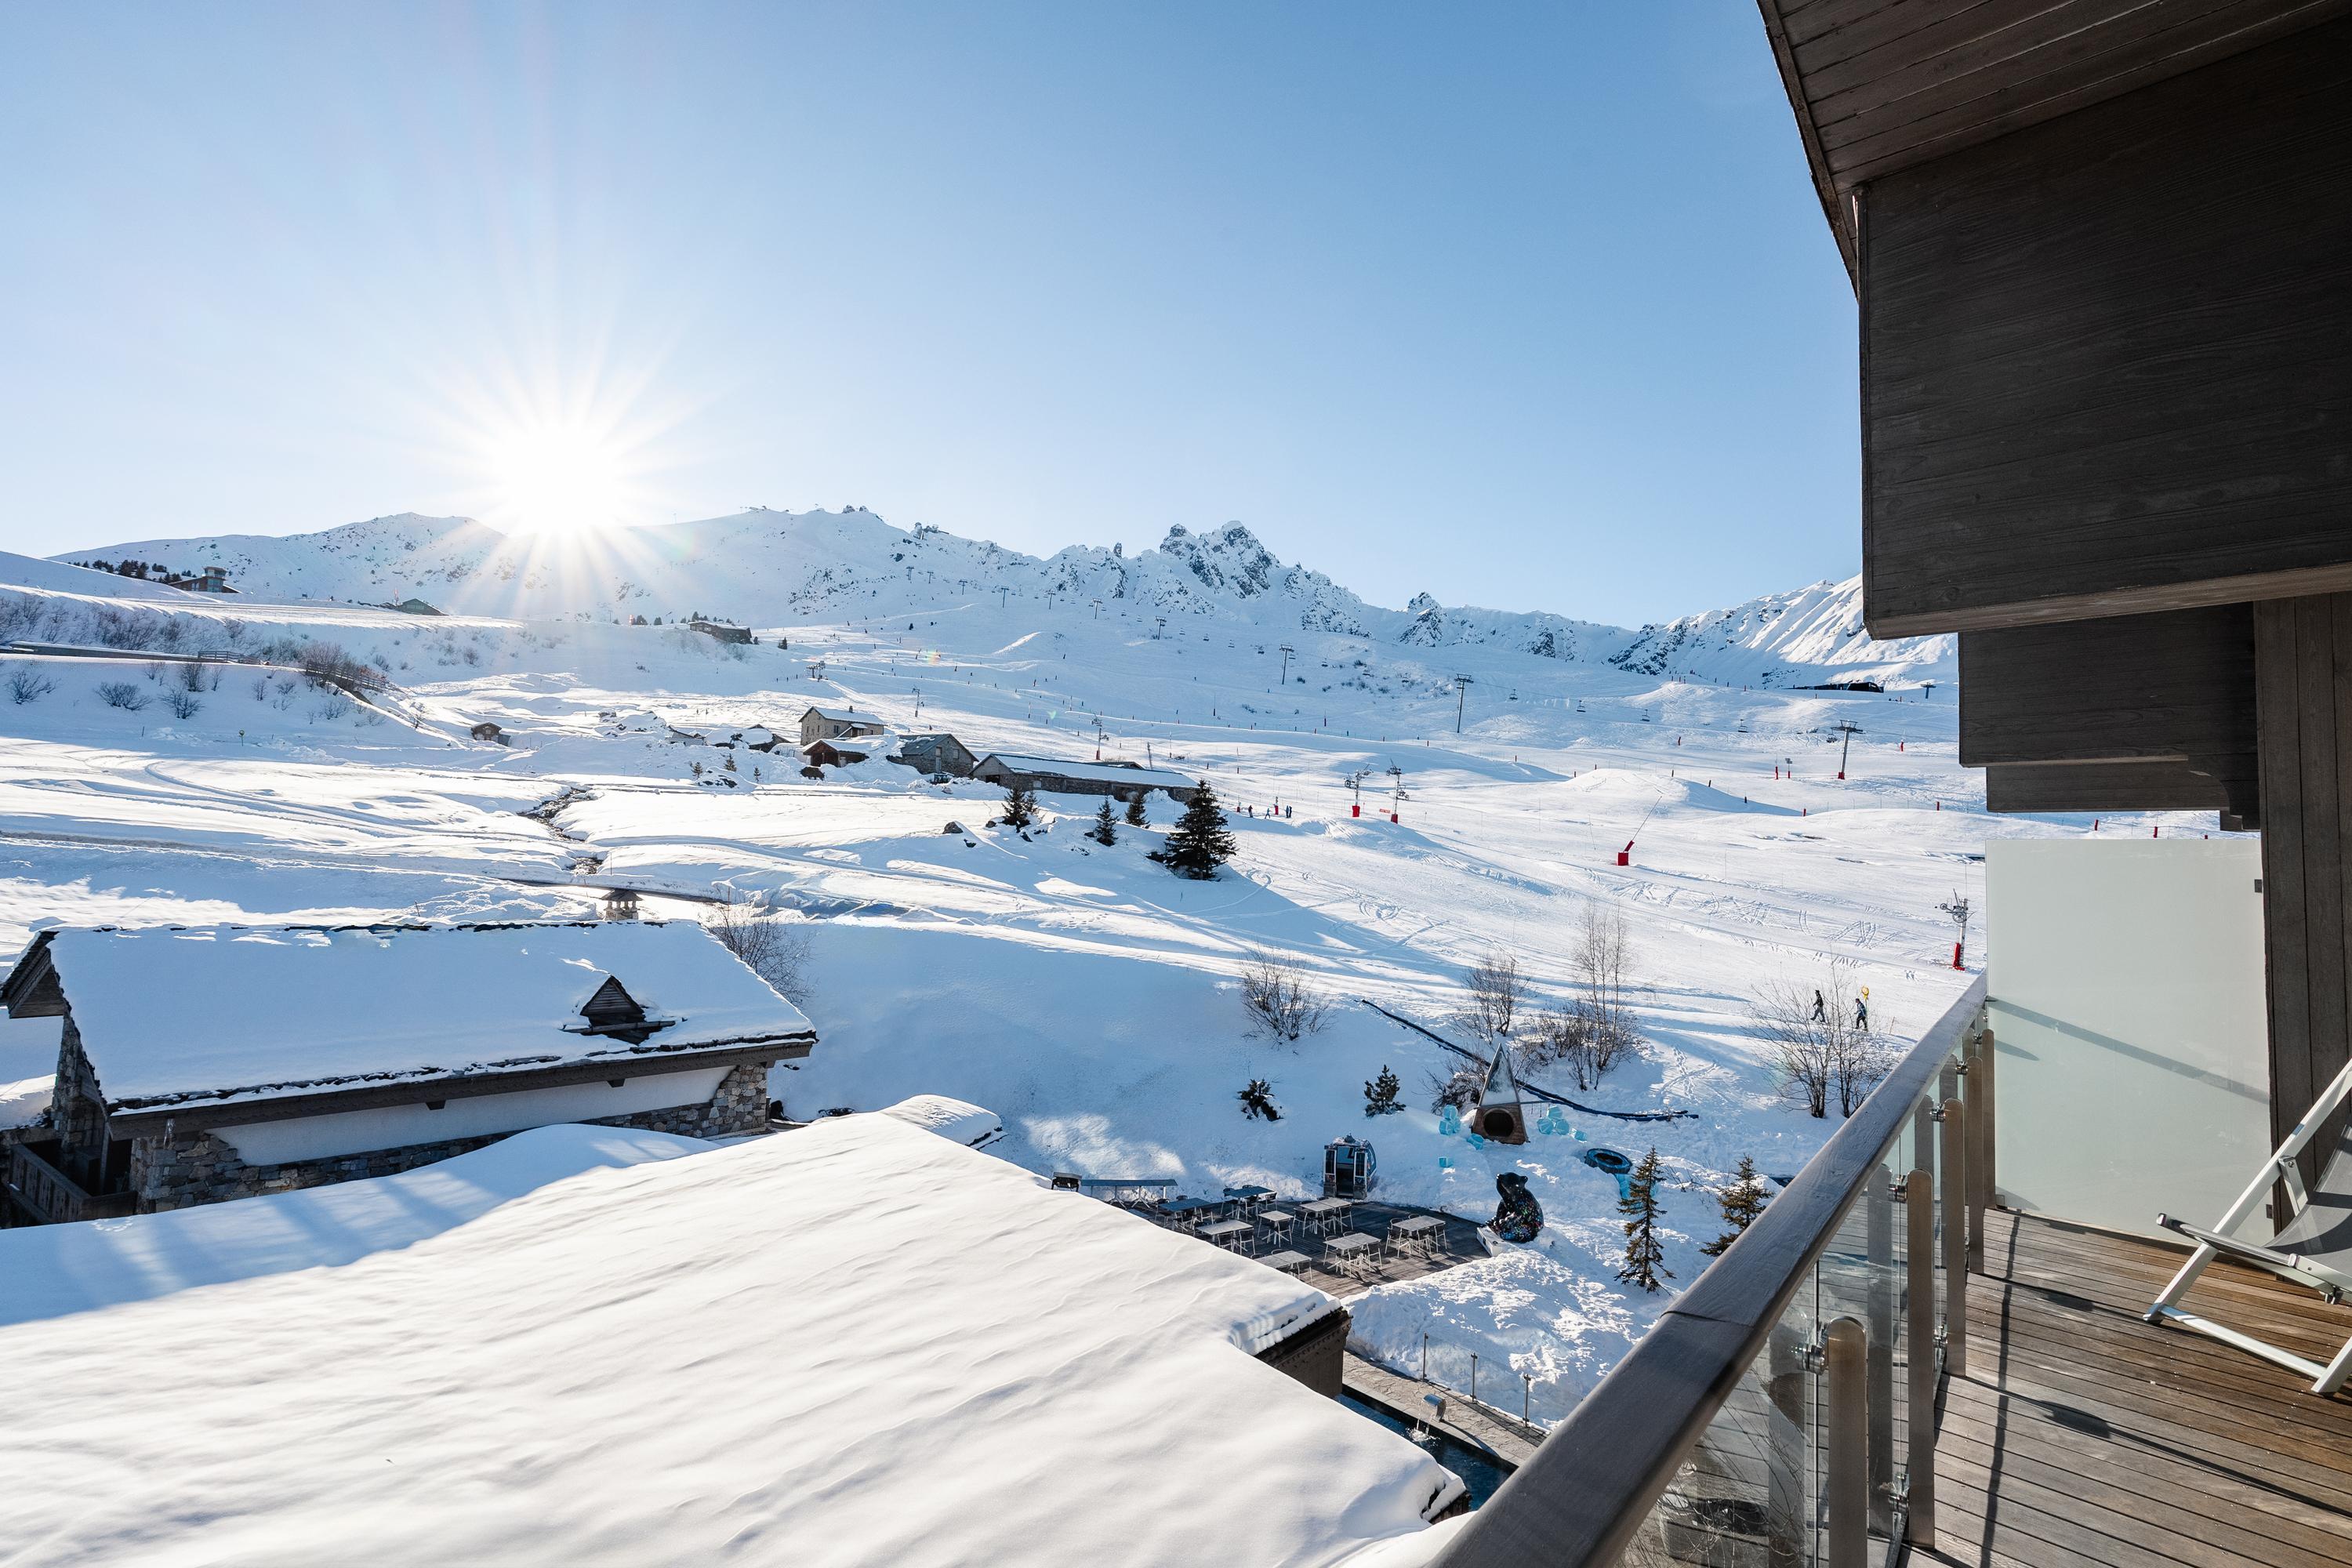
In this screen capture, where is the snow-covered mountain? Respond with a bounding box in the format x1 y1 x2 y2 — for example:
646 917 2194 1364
60 510 1951 688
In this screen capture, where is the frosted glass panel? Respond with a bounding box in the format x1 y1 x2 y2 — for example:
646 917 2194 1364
1986 838 2269 1240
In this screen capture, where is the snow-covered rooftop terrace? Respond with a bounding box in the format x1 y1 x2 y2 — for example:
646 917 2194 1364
22 920 814 1109
0 1106 1461 1566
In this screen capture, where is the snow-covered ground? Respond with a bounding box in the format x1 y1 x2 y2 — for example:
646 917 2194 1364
0 515 2219 1428
0 1112 1460 1567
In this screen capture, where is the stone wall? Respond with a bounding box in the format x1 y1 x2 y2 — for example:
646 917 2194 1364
129 1060 775 1213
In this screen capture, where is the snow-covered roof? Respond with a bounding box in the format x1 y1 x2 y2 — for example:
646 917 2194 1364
880 1092 1003 1148
17 922 814 1110
974 753 1198 791
0 1109 1458 1565
802 705 884 726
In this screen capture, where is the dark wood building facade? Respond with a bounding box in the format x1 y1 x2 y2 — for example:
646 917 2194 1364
1758 1 2352 1165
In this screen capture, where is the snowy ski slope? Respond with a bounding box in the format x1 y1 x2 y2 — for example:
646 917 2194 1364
0 517 2201 1425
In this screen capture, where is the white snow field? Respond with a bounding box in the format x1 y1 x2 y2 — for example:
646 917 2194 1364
1 510 2220 1439
0 1108 1461 1568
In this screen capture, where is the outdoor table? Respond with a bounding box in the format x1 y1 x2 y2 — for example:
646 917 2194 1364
1161 1196 1222 1230
1324 1232 1380 1279
1200 1218 1253 1252
1260 1250 1311 1275
1388 1215 1444 1260
1301 1197 1350 1236
1222 1184 1274 1214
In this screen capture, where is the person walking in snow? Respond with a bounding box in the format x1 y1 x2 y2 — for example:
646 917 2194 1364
1811 989 1827 1023
1854 991 1870 1033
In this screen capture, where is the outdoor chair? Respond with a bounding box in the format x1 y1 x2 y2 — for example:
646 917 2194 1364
2149 1053 2352 1393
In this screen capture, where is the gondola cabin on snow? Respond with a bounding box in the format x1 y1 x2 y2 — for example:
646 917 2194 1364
797 706 885 747
0 921 816 1224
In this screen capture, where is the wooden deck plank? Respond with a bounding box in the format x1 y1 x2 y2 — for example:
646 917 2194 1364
1911 1210 2352 1567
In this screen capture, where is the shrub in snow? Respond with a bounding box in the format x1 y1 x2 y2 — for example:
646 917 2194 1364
313 692 354 722
1753 964 1893 1119
96 681 147 711
1236 1077 1281 1122
1464 949 1521 1043
175 662 207 693
999 781 1036 829
164 691 202 720
1363 1065 1403 1116
1700 1156 1769 1258
7 668 56 705
1240 951 1326 1042
1617 1146 1671 1293
1151 779 1233 879
1427 1062 1483 1114
706 891 813 1007
1123 791 1149 829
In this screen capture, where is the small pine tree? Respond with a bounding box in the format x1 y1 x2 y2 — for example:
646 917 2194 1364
1363 1065 1403 1116
1700 1156 1769 1257
1618 1145 1672 1293
1123 790 1149 829
1093 798 1117 846
1154 779 1236 879
1237 1077 1281 1121
1000 781 1036 829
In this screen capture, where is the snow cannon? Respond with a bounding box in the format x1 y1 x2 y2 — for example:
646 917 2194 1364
1617 840 1634 867
1352 802 1360 818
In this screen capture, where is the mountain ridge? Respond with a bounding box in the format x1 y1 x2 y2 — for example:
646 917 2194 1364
56 508 1950 688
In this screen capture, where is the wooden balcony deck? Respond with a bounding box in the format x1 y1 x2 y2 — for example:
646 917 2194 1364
1918 1209 2352 1568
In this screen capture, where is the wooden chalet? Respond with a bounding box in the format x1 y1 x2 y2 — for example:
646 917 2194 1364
970 753 1200 804
798 705 886 746
0 920 816 1224
890 731 978 778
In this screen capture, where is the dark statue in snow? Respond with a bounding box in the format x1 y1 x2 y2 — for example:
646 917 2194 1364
1488 1172 1544 1245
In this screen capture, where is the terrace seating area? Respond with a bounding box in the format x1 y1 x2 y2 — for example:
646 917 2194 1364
1104 1188 1491 1297
1915 1209 2352 1568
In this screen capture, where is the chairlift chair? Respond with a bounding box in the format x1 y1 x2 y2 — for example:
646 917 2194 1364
2147 1053 2352 1393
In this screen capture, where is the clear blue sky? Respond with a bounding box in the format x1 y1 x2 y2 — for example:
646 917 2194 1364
0 2 1857 625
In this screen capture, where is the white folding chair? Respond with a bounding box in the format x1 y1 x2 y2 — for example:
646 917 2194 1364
2148 1053 2352 1394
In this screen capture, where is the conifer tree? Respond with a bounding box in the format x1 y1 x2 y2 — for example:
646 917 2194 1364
1092 798 1117 846
1700 1155 1769 1258
1154 779 1236 879
1123 790 1149 829
1617 1145 1672 1293
1363 1065 1403 1116
1000 781 1036 829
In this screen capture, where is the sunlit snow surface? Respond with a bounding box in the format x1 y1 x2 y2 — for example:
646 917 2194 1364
0 530 2216 1440
0 1111 1457 1568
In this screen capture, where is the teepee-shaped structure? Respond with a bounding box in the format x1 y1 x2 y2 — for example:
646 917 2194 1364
1472 1041 1530 1145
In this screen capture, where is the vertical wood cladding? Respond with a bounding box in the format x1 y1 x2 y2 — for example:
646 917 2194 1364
2255 595 2352 1188
1859 22 2352 635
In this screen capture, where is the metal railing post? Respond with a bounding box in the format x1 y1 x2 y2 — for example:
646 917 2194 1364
1866 1163 1895 1538
1963 1033 1987 1272
1939 1099 1968 1379
1826 1316 1869 1568
1906 1164 1937 1549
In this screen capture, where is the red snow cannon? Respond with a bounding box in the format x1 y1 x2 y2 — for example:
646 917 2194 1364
1617 840 1633 867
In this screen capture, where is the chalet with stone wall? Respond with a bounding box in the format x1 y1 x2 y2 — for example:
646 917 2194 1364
0 920 815 1224
890 731 978 778
971 753 1200 804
